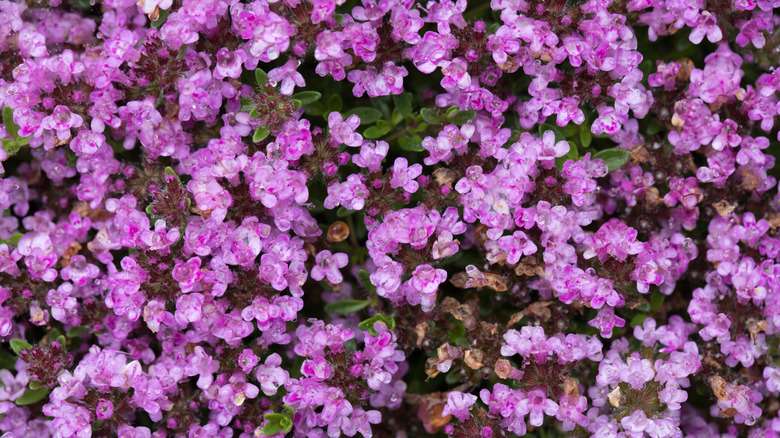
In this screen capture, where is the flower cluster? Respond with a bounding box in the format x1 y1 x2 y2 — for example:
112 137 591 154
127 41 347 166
2 0 780 437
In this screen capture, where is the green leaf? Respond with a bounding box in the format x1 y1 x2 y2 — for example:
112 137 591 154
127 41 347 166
336 207 355 217
249 107 261 119
150 7 170 28
1 233 22 246
579 128 592 148
280 415 293 433
358 270 376 293
452 109 476 125
291 91 321 105
164 166 181 183
255 68 268 88
262 413 292 436
66 326 89 338
323 300 370 315
292 99 303 110
397 135 424 152
345 107 382 126
358 314 396 336
261 421 283 436
647 119 663 136
409 122 428 134
630 313 650 328
28 380 41 390
650 292 665 313
445 106 459 118
176 44 188 60
327 95 343 112
3 106 19 140
420 108 439 125
240 98 255 112
15 387 49 406
253 126 270 143
303 101 325 117
9 339 31 356
392 93 413 117
593 148 631 173
363 120 391 139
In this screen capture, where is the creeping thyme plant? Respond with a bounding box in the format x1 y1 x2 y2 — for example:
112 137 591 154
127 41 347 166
4 0 780 437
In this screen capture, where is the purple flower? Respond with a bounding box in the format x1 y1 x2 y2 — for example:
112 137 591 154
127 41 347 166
620 358 655 390
268 58 306 95
95 399 113 420
328 112 363 147
311 250 349 284
409 264 447 296
519 389 558 427
41 105 83 141
213 48 247 80
442 391 477 422
390 157 423 193
584 219 644 263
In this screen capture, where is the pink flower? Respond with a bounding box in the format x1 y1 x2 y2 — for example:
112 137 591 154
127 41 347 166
41 105 83 141
442 391 477 422
409 264 447 296
328 112 363 147
268 59 306 95
172 257 203 293
390 157 423 193
311 250 348 284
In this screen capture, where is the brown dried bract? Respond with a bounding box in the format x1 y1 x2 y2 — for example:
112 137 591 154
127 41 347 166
712 200 735 216
494 359 515 379
480 322 498 336
148 6 160 22
628 144 650 164
498 56 519 73
767 213 780 230
415 322 429 347
190 205 213 219
740 170 759 191
506 301 553 329
433 168 458 189
74 201 114 222
644 187 662 208
414 393 451 434
484 272 508 292
450 267 507 292
625 297 647 310
710 376 729 400
474 225 489 248
747 319 768 343
515 256 545 277
676 58 695 81
60 241 83 267
564 378 579 398
607 386 622 408
464 349 485 369
326 221 350 243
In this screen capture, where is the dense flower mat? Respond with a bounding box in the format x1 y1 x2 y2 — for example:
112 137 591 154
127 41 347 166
1 0 780 437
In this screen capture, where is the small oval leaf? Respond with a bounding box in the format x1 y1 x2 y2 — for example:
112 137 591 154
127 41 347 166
15 387 49 406
345 107 382 126
291 91 322 105
253 126 270 143
323 299 371 315
593 148 630 173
